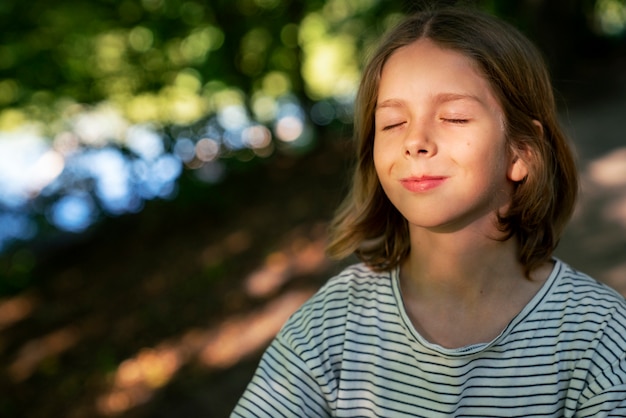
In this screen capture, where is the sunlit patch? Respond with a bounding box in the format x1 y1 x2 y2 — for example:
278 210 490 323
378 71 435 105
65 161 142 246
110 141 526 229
0 293 37 331
199 289 312 368
583 147 626 230
117 347 180 389
588 147 626 188
97 347 180 414
244 227 329 297
8 326 80 382
93 224 330 415
245 252 290 297
95 288 314 416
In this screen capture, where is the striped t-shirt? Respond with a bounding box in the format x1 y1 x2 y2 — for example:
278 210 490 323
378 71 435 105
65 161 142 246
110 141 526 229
232 259 626 417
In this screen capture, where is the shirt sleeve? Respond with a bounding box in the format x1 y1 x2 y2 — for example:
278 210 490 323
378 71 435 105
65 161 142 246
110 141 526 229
575 330 626 417
576 386 626 417
230 336 331 418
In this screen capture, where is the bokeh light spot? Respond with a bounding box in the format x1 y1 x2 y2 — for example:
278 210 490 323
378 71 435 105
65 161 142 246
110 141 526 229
280 23 300 48
243 125 272 149
217 105 249 131
310 100 336 125
0 79 20 105
262 72 291 97
595 0 626 35
49 193 96 232
195 138 220 162
126 125 164 161
173 137 196 163
275 115 303 142
251 94 277 123
128 26 154 52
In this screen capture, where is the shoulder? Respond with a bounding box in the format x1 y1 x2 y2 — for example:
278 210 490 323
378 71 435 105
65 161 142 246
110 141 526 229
550 262 626 406
548 260 626 354
551 260 626 314
285 262 392 320
316 262 393 302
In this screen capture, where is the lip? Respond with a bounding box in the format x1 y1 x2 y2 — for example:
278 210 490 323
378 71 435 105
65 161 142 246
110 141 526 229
400 176 448 192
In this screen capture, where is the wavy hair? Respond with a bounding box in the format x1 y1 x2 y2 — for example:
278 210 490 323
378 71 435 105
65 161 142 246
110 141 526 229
326 7 579 275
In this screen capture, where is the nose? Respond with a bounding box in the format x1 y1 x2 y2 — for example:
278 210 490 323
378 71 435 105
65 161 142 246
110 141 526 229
404 122 436 157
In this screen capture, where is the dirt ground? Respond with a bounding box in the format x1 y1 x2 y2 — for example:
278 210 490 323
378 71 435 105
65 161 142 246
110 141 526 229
1 89 626 417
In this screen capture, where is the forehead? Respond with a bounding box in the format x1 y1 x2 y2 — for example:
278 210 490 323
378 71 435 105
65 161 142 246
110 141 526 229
377 39 500 110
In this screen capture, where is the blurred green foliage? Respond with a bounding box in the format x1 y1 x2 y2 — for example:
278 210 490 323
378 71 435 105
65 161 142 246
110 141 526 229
0 0 400 131
1 0 624 131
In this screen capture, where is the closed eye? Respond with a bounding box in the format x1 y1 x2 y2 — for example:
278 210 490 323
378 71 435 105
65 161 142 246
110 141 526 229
442 118 469 124
382 122 406 131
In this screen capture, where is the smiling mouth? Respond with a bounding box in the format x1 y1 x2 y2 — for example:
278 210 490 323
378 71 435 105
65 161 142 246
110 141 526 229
400 176 448 192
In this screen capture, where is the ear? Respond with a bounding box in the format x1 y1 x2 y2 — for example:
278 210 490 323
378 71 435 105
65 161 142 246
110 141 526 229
508 151 529 182
507 120 542 182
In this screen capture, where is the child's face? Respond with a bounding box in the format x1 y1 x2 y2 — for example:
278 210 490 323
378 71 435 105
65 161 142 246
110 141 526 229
373 39 528 233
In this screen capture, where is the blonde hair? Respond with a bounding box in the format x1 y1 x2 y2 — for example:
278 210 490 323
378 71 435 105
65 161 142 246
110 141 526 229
326 7 578 275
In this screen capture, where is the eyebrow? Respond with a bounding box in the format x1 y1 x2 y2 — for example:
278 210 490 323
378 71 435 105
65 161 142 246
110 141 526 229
376 93 483 110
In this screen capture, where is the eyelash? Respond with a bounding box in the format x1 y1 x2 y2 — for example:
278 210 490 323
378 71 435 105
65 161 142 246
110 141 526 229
382 122 405 131
382 119 469 131
442 118 469 124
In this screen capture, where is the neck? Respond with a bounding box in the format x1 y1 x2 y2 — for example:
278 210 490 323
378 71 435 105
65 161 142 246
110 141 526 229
401 223 525 306
398 221 553 349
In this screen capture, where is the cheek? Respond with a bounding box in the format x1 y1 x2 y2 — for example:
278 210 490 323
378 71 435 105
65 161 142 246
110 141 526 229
372 138 387 173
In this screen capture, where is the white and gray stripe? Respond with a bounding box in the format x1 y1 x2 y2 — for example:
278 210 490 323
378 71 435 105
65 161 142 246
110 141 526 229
232 259 626 417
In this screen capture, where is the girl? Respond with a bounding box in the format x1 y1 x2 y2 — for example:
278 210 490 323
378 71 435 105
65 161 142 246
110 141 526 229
232 6 626 417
